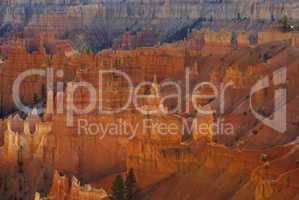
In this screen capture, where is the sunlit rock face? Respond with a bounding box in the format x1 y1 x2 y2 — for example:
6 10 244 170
41 113 129 181
1 7 299 198
0 42 75 115
35 170 108 200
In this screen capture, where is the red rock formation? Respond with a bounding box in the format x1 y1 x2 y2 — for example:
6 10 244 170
97 47 186 82
0 35 77 115
39 170 108 200
2 28 299 200
291 33 299 48
202 29 233 55
258 31 292 45
113 31 158 50
237 32 251 47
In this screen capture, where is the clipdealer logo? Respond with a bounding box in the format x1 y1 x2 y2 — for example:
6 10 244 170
250 67 287 133
11 66 288 136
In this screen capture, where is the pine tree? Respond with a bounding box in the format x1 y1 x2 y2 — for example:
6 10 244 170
124 168 137 200
110 175 124 200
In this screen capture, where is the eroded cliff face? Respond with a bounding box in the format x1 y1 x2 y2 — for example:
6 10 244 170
124 31 299 200
0 0 299 49
1 0 299 22
1 25 299 200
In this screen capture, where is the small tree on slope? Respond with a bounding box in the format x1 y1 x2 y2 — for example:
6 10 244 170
110 175 125 200
125 168 137 200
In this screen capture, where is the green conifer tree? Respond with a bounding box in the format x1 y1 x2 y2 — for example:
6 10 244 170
110 175 124 200
124 168 137 200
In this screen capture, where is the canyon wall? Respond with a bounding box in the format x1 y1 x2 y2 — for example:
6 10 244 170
1 0 299 24
36 170 108 200
237 32 251 47
127 113 298 191
39 113 129 181
0 42 75 115
97 47 186 82
204 30 232 47
258 31 293 44
1 0 299 50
